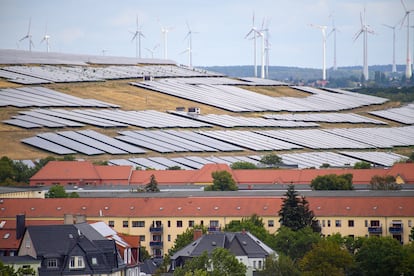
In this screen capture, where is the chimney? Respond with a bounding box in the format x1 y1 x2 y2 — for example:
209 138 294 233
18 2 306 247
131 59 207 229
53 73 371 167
16 214 25 240
193 229 203 241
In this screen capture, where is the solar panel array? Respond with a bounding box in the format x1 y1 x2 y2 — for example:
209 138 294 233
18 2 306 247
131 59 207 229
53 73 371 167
238 77 288 86
0 64 223 84
107 151 404 170
0 87 117 108
169 111 319 128
263 113 386 125
369 104 414 125
21 130 146 156
21 126 414 156
5 109 210 129
131 80 388 112
339 151 408 167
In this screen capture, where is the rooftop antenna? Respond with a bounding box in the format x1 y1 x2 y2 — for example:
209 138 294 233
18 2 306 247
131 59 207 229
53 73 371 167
131 16 145 59
40 22 51 53
400 0 414 79
354 8 375 81
20 18 34 52
383 23 399 73
245 12 258 77
310 23 328 81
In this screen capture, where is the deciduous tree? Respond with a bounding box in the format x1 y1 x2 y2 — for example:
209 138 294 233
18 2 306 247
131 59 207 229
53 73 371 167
205 170 237 191
145 174 160 192
310 174 353 190
260 153 282 168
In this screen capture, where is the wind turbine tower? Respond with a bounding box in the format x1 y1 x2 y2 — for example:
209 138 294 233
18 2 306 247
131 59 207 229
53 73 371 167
261 18 271 78
245 13 258 77
41 23 51 53
20 18 34 52
383 23 398 73
310 24 328 81
160 25 172 59
327 16 339 71
184 22 196 68
354 9 374 82
131 16 145 59
400 0 413 79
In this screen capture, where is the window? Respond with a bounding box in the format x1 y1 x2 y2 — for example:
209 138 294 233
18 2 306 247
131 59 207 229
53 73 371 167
258 260 262 269
69 256 85 269
253 260 256 269
167 220 171 227
408 220 412 227
139 235 145 242
189 220 195 227
348 220 354 227
327 220 331 227
322 220 325 227
108 220 114 227
123 221 129 228
268 220 274 227
47 259 57 268
91 257 98 265
370 220 380 227
132 221 145 227
210 220 219 227
335 220 341 227
168 234 171 242
365 220 368 227
25 240 31 248
200 220 204 226
177 220 183 227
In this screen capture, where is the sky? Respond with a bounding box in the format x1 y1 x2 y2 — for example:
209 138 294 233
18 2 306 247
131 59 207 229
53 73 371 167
0 0 412 68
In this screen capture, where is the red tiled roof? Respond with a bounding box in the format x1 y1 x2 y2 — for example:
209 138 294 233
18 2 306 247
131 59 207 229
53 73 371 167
1 196 413 219
188 164 232 184
130 170 194 185
30 161 99 181
95 165 132 181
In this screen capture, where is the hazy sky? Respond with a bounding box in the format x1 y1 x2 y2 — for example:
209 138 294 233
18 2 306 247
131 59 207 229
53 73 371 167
0 0 411 68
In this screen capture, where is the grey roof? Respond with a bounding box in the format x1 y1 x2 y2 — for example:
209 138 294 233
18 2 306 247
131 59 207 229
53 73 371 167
23 223 125 274
171 231 276 260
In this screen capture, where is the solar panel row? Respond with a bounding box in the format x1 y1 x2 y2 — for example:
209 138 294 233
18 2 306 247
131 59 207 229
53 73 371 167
169 111 319 128
263 112 386 125
107 150 404 170
369 104 414 125
0 87 117 108
21 126 414 156
131 80 388 112
0 64 224 84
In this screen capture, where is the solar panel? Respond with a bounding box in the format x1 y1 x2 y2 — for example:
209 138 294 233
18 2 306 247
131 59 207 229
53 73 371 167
21 136 76 155
129 158 169 170
57 131 128 154
147 157 194 170
12 115 65 128
116 135 174 153
19 110 85 127
3 119 42 129
37 133 104 155
339 151 408 167
77 130 146 154
170 157 205 169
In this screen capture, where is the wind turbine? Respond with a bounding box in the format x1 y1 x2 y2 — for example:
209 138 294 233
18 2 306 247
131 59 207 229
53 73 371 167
245 13 258 77
20 18 34 52
159 21 173 59
261 18 271 78
184 21 197 68
354 9 374 82
327 15 339 71
146 44 159 59
131 16 145 59
400 0 414 79
383 23 398 73
40 23 51 53
310 24 328 81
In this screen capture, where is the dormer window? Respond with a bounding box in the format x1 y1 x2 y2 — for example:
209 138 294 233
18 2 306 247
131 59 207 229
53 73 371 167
69 256 85 269
91 257 98 265
47 258 58 268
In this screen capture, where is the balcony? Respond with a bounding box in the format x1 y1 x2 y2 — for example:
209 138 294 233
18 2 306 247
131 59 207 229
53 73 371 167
389 226 403 234
368 226 382 234
149 241 163 248
208 226 221 232
150 226 163 233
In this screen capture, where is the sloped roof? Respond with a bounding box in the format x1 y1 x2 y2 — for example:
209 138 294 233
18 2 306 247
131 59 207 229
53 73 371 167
95 165 132 180
171 231 274 260
2 196 413 219
30 161 100 181
188 164 232 184
130 170 194 185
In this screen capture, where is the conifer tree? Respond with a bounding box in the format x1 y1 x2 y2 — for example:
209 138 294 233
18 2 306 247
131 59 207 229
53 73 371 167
278 185 319 232
145 174 160 192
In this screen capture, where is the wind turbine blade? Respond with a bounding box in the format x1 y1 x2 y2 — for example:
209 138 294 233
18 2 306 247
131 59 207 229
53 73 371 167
353 30 363 41
382 24 393 29
27 18 31 35
19 35 28 42
401 0 408 12
245 28 255 38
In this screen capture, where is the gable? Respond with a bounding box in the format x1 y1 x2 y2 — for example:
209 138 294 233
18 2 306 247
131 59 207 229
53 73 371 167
30 161 100 181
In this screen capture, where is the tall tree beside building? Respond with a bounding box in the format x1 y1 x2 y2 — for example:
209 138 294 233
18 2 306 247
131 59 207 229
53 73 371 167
145 174 160 192
205 170 238 191
278 185 319 232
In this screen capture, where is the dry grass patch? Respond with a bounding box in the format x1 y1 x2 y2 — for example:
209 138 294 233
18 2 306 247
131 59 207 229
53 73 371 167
242 85 309 97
